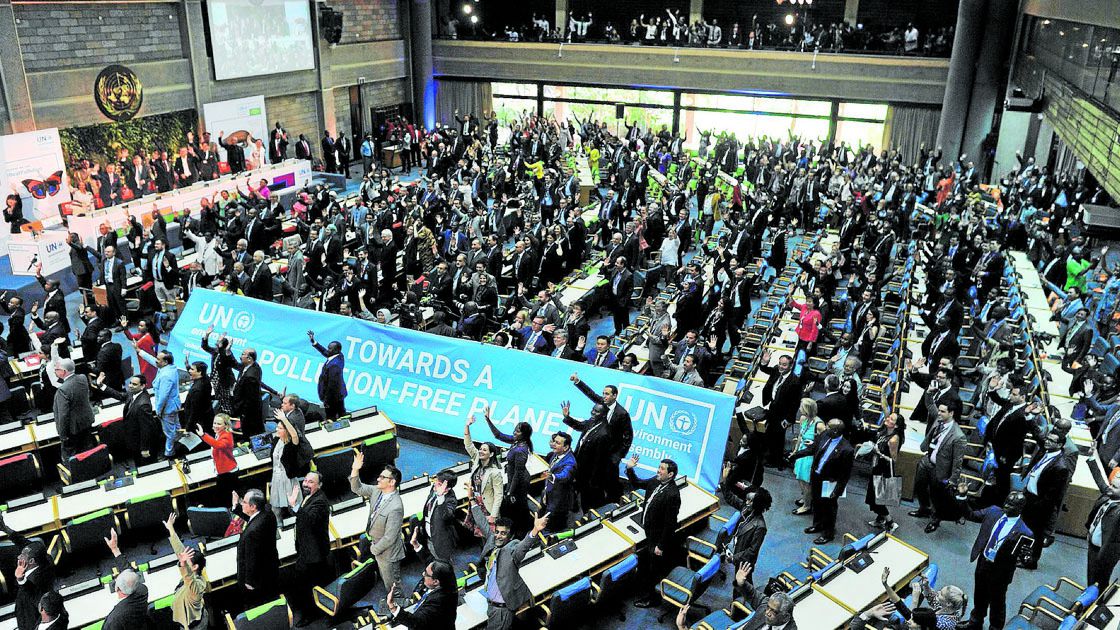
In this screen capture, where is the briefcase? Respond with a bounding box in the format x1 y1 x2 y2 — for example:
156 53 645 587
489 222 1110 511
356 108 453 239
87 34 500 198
738 406 768 433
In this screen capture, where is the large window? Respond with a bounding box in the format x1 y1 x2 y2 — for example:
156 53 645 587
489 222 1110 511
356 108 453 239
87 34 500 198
486 81 888 149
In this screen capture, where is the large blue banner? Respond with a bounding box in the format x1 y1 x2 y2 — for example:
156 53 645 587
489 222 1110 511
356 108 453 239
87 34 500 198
167 290 735 490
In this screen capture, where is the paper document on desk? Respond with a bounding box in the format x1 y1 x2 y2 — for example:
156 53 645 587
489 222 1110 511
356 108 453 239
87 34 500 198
822 481 846 499
177 432 202 451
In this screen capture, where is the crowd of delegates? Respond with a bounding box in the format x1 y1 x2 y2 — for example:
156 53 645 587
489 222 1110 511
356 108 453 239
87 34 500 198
443 10 954 57
3 94 1120 630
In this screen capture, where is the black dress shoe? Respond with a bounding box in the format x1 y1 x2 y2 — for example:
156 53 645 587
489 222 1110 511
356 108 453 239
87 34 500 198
924 520 940 533
908 509 931 518
804 526 822 534
1017 558 1039 570
633 599 658 608
813 535 834 544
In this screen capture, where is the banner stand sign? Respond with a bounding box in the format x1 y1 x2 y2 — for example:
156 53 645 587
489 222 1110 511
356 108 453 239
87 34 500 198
167 290 735 491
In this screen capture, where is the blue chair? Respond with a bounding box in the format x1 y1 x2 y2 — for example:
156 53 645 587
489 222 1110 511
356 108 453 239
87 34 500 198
659 556 721 621
687 510 741 569
595 553 639 622
691 600 752 630
539 577 593 628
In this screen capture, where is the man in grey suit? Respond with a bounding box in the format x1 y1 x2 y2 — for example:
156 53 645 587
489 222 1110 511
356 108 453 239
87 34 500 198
470 506 548 630
909 401 966 533
283 242 306 305
53 358 95 458
349 452 405 592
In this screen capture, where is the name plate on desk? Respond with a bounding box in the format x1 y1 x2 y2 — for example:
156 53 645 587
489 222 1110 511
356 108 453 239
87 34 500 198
322 418 351 432
103 477 135 492
546 540 578 559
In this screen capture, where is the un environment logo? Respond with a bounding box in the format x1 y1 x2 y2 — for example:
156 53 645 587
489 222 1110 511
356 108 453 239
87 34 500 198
669 409 699 437
231 311 255 333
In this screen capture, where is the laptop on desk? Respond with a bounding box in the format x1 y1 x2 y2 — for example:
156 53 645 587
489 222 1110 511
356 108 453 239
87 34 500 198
249 433 272 461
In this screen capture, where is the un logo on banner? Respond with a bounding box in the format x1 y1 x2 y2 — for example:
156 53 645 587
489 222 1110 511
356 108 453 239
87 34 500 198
669 409 699 437
231 311 255 333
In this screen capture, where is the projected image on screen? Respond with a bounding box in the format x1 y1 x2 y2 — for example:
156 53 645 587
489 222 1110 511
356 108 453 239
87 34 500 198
208 0 315 81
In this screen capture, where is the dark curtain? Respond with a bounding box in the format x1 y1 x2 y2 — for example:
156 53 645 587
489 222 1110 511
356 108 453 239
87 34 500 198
888 104 940 165
435 80 494 127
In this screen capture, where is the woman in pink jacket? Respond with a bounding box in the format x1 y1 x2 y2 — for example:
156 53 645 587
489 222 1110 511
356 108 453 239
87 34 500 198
790 295 822 360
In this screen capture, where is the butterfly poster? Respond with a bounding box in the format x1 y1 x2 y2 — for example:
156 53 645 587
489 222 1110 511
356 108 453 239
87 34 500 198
0 128 69 239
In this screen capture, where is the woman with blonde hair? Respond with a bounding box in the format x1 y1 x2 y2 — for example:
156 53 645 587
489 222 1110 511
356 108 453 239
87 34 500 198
792 398 825 515
196 413 237 499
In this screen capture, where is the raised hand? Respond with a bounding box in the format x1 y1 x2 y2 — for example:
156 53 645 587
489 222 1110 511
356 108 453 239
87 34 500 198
560 400 571 416
163 512 177 531
735 561 753 584
626 454 639 469
351 450 365 474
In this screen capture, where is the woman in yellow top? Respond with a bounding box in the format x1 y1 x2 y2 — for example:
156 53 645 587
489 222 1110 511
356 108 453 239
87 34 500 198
524 159 545 181
587 144 601 182
105 512 207 629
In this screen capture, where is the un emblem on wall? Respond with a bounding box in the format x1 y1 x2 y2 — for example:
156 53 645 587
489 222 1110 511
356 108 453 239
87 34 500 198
94 65 143 122
669 409 699 438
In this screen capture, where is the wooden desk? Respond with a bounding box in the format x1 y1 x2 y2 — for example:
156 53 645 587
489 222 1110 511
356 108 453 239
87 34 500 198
0 413 394 538
814 535 928 613
791 585 858 630
606 480 719 546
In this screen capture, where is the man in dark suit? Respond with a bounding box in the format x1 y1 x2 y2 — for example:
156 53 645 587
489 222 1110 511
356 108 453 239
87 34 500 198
152 150 175 192
287 472 331 627
412 471 459 563
95 373 157 461
908 365 961 429
816 374 854 429
981 381 1032 506
385 559 457 630
173 147 197 188
124 156 150 198
626 455 682 608
1086 448 1120 588
789 419 854 544
67 233 96 303
218 133 245 174
33 270 68 334
1019 429 1073 569
547 330 583 362
321 131 338 173
568 373 633 506
731 565 798 630
921 328 960 371
244 253 273 302
294 134 312 161
145 239 180 309
510 241 535 292
541 432 577 533
959 491 1033 630
196 144 219 181
1061 307 1094 371
758 351 802 467
608 256 633 335
0 514 55 630
337 133 352 176
232 489 279 610
723 267 753 349
909 402 966 532
94 329 125 393
308 331 347 420
101 244 128 325
269 122 289 164
29 307 69 358
77 305 106 361
232 348 263 437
